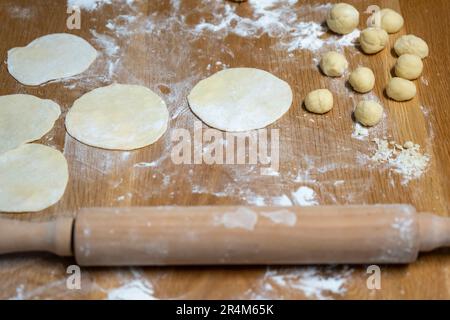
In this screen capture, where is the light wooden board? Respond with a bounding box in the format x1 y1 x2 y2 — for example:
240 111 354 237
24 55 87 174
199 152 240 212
0 0 448 299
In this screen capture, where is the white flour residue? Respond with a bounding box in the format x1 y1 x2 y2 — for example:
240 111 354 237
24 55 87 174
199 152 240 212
260 210 297 226
7 6 34 19
193 1 358 53
107 279 156 300
272 195 293 206
352 123 369 140
392 216 415 241
215 207 258 231
67 0 112 11
371 138 430 185
291 186 319 206
250 267 353 300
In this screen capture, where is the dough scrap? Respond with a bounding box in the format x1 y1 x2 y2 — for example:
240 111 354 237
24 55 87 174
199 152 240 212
326 3 360 35
349 67 375 93
7 33 97 86
354 100 383 127
359 27 389 54
320 51 348 77
395 54 423 80
188 68 293 132
66 84 169 150
0 94 61 154
0 144 68 212
394 35 429 59
386 77 417 101
304 89 334 114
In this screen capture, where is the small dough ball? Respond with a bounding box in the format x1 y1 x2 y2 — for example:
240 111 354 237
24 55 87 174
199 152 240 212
304 89 334 114
354 100 384 127
394 35 429 59
386 77 417 101
359 27 389 54
327 3 360 35
320 51 348 77
379 9 404 33
403 141 414 149
395 54 424 80
349 67 375 93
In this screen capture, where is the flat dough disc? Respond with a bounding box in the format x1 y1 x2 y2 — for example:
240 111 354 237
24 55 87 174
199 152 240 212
0 144 69 213
7 33 97 86
0 94 61 154
65 84 169 150
188 68 293 132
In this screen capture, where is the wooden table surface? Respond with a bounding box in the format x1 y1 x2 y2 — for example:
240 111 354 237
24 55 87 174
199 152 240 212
0 0 449 299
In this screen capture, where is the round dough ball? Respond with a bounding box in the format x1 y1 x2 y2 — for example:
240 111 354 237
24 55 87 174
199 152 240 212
359 27 389 54
304 89 334 114
7 33 97 86
379 9 404 33
0 144 69 212
188 68 293 132
394 35 429 59
349 67 375 93
395 54 424 80
0 94 61 154
354 101 383 127
320 51 348 77
326 3 360 35
66 84 169 150
386 77 417 101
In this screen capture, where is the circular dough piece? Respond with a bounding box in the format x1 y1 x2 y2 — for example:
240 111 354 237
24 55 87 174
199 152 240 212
320 51 348 77
394 35 429 59
0 94 61 154
66 84 169 150
359 27 389 54
395 54 424 80
354 100 383 127
188 68 293 132
0 144 68 212
7 33 97 86
326 3 360 35
386 77 417 101
349 67 375 93
304 89 333 114
379 9 404 34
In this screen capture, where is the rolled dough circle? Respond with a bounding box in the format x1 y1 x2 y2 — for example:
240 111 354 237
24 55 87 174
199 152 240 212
0 94 61 154
188 68 293 132
7 33 97 86
66 84 169 150
0 144 69 213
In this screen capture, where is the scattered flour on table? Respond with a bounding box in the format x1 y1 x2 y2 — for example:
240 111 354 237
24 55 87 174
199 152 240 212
67 0 112 11
371 138 430 185
352 123 369 140
291 186 319 206
7 6 34 19
193 0 359 52
249 267 353 300
107 279 157 300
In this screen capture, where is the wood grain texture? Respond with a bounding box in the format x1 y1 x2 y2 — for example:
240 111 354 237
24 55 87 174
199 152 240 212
0 0 448 299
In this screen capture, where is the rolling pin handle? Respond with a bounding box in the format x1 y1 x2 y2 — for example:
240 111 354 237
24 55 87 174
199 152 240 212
0 217 74 257
418 213 450 252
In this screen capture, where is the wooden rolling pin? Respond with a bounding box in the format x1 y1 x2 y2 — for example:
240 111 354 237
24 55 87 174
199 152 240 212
0 205 448 266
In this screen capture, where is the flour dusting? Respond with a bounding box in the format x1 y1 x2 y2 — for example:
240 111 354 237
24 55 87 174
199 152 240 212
107 279 156 300
371 138 430 185
250 267 353 300
215 207 258 230
67 0 112 11
291 186 319 206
